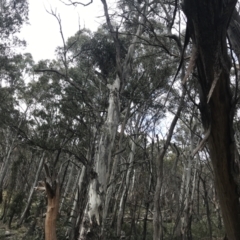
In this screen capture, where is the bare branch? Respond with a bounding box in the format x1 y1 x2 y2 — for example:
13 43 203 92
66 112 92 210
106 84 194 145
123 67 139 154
60 0 93 6
191 127 211 158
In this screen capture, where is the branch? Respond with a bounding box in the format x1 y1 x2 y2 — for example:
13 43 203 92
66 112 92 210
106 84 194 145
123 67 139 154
34 68 65 78
191 127 211 158
101 0 123 81
46 9 66 50
169 0 178 31
60 0 93 6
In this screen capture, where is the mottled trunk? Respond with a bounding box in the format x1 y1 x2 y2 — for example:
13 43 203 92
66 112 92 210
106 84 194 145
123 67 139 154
102 103 130 232
78 77 120 239
180 125 197 238
96 79 120 192
181 157 198 239
183 1 240 239
174 158 187 238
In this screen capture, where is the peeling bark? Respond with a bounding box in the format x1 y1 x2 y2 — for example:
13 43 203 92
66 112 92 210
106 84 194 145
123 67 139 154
44 165 60 240
78 77 120 240
79 0 149 238
182 1 240 239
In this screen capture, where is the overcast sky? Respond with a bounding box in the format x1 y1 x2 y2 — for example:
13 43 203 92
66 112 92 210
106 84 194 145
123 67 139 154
19 0 104 62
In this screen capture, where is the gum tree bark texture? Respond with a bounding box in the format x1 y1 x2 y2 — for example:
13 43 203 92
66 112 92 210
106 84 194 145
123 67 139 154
182 1 240 239
44 177 60 240
78 78 120 240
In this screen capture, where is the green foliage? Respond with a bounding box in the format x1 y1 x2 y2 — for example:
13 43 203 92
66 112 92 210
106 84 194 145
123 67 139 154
0 0 28 36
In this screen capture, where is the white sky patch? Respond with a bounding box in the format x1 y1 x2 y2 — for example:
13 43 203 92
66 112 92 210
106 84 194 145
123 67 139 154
18 0 104 62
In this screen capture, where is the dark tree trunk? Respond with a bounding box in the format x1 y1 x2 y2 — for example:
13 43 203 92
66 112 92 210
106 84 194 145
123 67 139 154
201 176 213 240
182 1 240 239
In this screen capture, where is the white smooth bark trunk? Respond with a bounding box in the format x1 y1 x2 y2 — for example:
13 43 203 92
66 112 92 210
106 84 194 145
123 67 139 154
69 165 86 225
102 104 130 231
79 77 120 240
18 151 45 225
59 162 74 212
117 114 141 236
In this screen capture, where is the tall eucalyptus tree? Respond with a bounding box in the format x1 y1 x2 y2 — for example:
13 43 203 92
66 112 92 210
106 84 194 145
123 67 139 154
182 0 240 239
